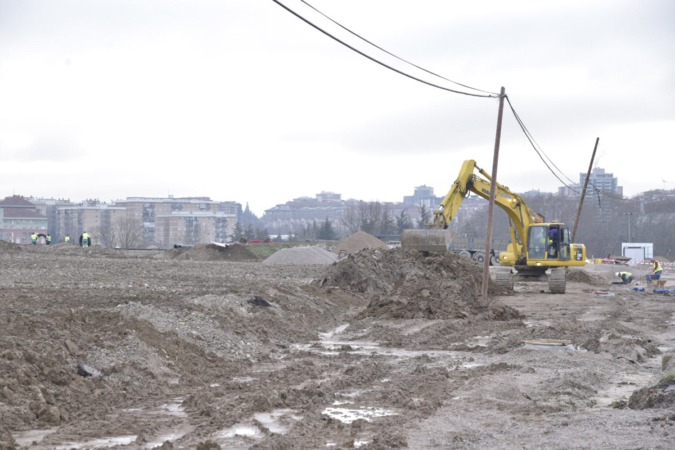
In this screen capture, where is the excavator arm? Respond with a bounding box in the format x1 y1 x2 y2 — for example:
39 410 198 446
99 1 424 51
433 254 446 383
407 160 542 261
401 159 587 293
431 160 543 235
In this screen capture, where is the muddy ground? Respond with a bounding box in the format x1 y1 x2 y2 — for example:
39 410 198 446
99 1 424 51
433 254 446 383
0 242 673 449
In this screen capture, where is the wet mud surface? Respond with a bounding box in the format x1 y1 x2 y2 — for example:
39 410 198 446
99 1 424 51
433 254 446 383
1 243 673 449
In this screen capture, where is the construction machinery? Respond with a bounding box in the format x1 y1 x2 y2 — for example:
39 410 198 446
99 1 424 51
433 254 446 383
401 160 586 293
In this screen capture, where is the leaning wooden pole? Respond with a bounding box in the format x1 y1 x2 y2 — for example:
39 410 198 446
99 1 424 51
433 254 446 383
572 137 599 242
482 87 506 302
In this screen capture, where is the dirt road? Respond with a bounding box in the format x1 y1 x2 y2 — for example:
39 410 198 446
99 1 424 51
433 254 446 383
1 243 673 449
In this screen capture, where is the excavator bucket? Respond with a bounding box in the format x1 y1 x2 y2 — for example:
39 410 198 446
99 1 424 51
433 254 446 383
401 229 452 253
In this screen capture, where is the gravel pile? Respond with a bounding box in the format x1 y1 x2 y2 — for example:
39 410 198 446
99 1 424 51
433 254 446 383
334 230 388 256
262 246 337 265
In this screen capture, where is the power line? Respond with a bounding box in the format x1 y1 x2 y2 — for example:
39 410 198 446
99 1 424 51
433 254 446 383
297 0 498 96
275 1 625 202
506 96 625 203
273 0 498 98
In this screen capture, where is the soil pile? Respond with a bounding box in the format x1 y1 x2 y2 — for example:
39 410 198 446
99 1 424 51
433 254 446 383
168 243 258 261
263 246 337 265
628 355 675 410
567 268 610 286
0 241 23 254
334 230 388 256
316 248 518 320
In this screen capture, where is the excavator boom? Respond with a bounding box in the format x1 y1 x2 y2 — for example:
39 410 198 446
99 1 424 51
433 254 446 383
401 159 587 293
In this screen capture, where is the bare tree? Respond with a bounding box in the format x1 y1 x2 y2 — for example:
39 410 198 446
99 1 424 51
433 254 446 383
116 217 145 248
341 205 362 234
359 201 382 233
90 216 144 248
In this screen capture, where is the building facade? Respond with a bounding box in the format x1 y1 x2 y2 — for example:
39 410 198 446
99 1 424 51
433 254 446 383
57 204 128 246
115 197 241 247
0 196 48 244
155 211 236 247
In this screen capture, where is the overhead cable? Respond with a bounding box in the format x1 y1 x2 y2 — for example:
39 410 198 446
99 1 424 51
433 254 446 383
505 96 576 189
297 0 498 96
273 0 498 98
506 96 624 203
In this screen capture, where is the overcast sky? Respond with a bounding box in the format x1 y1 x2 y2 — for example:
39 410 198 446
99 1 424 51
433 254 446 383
1 0 673 216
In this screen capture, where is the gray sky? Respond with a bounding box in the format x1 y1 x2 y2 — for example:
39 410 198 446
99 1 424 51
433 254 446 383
1 0 673 216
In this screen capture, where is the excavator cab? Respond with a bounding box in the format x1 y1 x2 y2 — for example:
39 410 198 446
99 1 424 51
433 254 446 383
525 224 585 266
526 224 567 261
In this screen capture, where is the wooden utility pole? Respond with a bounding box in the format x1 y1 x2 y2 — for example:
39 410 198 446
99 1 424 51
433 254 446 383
572 137 599 242
482 87 506 302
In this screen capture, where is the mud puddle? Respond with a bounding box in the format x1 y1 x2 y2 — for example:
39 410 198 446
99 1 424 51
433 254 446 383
12 399 191 450
292 324 487 369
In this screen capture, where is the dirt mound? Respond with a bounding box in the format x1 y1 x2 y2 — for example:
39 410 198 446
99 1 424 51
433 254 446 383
334 230 388 256
567 268 609 286
628 379 675 410
263 246 337 265
169 243 258 261
628 356 675 410
315 248 518 320
0 241 23 253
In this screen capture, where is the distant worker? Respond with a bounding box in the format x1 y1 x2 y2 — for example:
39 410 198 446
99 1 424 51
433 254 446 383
46 234 52 245
646 259 663 283
615 271 633 284
64 234 71 243
80 231 91 248
30 232 37 245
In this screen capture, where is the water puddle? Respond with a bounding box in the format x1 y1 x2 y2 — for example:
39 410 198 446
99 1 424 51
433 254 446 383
52 435 138 449
12 429 57 447
322 404 398 423
521 339 586 352
143 424 194 449
14 399 189 449
213 408 301 442
327 439 369 448
593 372 652 407
293 324 485 369
593 354 662 407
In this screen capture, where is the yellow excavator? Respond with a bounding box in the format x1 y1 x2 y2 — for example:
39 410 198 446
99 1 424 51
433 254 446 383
401 160 586 293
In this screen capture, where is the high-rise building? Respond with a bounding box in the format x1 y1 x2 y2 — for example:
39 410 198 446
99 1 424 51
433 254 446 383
558 167 623 197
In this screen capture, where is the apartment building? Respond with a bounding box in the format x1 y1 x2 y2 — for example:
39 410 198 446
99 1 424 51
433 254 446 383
0 195 48 244
115 197 240 247
57 204 127 245
155 211 236 248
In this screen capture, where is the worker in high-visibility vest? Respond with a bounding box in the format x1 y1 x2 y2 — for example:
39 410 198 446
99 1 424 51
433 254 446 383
615 271 633 284
647 259 663 282
64 234 71 243
80 231 91 248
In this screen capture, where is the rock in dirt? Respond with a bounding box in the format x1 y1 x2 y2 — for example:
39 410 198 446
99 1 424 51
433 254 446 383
247 295 272 307
77 363 103 378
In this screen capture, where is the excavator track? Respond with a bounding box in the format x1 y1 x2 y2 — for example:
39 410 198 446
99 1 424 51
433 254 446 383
494 270 514 290
548 268 567 294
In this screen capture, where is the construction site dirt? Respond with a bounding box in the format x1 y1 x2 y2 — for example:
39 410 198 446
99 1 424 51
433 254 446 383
1 241 673 449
